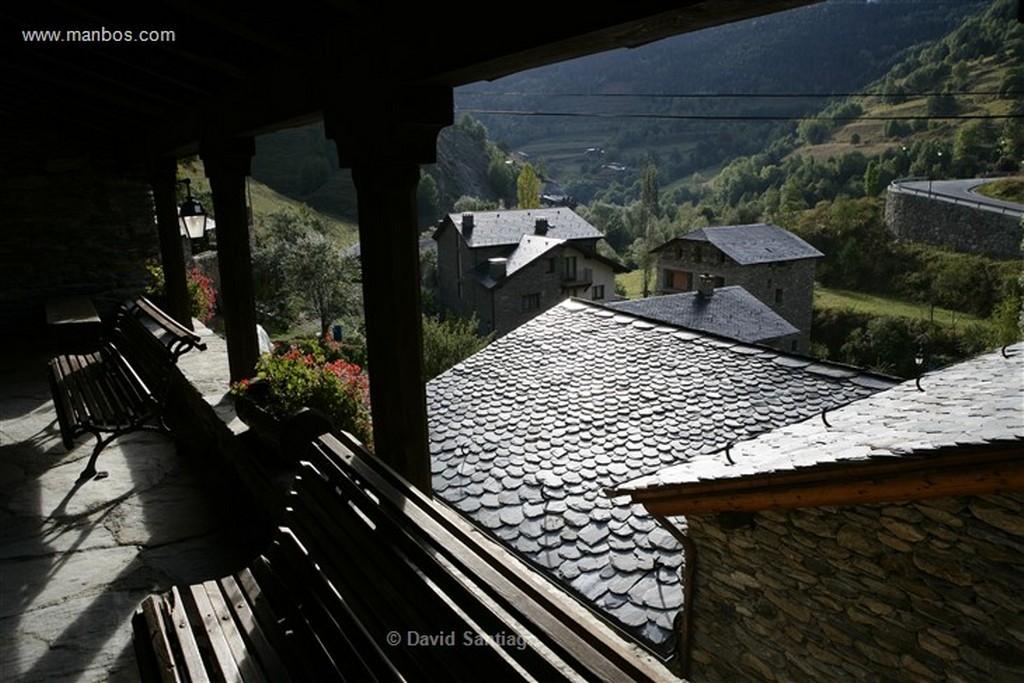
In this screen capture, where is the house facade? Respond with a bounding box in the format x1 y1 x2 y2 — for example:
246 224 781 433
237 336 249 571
651 223 822 353
434 209 624 336
613 342 1024 681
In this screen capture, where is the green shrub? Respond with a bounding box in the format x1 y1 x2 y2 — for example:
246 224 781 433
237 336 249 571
233 340 373 448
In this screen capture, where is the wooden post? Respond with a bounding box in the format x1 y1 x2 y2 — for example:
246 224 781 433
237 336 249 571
200 135 258 383
148 157 193 330
324 84 453 495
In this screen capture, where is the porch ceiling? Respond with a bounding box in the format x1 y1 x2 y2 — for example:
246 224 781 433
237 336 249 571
0 1 817 158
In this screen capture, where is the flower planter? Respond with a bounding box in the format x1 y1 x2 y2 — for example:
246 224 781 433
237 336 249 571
234 385 334 464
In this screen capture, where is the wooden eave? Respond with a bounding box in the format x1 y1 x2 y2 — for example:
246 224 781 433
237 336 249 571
622 442 1024 517
0 1 820 160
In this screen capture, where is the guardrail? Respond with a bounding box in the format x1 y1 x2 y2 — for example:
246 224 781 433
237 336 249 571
888 179 1024 218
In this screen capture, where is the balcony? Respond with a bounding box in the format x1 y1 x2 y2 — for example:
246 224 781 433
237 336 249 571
562 266 594 289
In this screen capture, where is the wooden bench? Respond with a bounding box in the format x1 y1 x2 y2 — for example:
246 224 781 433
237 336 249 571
48 296 206 482
133 432 674 682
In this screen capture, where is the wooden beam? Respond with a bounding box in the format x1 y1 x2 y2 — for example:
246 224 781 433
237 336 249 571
148 156 193 330
323 84 452 494
633 446 1024 517
200 135 257 383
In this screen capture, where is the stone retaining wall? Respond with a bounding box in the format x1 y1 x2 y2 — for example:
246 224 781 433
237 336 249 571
884 191 1023 259
687 494 1024 682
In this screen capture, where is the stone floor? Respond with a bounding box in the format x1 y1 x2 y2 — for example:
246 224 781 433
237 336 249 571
0 332 269 682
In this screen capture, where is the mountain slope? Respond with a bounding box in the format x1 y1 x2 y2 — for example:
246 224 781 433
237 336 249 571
456 0 987 187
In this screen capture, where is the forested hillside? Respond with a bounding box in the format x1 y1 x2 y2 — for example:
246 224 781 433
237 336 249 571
251 0 983 223
456 0 985 191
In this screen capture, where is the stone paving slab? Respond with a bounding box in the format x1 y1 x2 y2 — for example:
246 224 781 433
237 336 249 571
0 334 266 682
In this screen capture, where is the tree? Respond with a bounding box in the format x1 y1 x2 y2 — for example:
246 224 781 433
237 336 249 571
252 207 361 336
421 315 493 381
516 162 541 209
287 230 360 338
417 172 439 228
863 159 881 197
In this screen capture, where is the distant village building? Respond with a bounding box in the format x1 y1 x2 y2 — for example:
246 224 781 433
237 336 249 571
651 223 823 353
607 282 801 351
433 208 626 336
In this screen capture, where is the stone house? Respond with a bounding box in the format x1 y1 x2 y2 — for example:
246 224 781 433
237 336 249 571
612 342 1024 681
651 223 823 353
427 299 897 660
434 208 626 336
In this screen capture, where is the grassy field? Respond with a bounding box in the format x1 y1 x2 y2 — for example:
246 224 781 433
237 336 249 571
975 177 1024 204
813 286 988 328
615 269 646 299
179 159 359 248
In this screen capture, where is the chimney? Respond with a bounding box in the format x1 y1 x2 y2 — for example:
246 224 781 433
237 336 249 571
534 216 549 235
488 257 507 279
697 273 715 298
461 213 474 235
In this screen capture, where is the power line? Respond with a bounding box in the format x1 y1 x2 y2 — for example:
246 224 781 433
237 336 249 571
457 108 1024 122
457 90 1023 99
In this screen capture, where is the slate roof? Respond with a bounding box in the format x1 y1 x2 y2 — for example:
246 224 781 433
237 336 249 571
605 287 799 345
613 342 1024 495
473 233 628 289
656 223 823 265
426 299 896 652
444 208 603 248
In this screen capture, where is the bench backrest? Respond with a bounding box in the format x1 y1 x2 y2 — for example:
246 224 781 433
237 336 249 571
272 433 672 682
109 297 206 397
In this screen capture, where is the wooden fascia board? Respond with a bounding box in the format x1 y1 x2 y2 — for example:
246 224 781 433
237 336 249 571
631 445 1024 517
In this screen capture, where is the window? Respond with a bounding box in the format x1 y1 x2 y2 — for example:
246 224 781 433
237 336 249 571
775 288 784 304
546 258 555 273
592 285 605 300
694 246 702 263
664 269 692 291
564 256 578 280
522 293 540 311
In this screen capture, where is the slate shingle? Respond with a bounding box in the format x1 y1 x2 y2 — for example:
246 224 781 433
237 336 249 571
616 342 1024 493
658 223 823 265
427 299 896 653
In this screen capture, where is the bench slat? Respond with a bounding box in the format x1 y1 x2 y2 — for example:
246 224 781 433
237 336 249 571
217 574 294 683
289 469 543 680
133 595 186 683
197 580 268 683
311 435 667 683
186 582 248 683
246 551 368 681
166 586 214 683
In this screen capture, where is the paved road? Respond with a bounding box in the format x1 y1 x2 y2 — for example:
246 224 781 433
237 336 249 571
890 178 1024 217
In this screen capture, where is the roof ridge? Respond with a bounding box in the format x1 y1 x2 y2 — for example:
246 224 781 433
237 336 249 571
575 297 898 387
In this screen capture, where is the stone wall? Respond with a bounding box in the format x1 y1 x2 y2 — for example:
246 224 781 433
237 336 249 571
0 135 158 331
884 191 1023 259
687 494 1024 682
